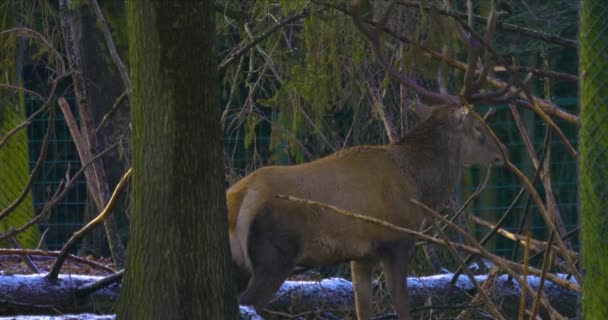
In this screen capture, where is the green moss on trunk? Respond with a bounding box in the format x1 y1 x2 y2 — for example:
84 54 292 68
0 0 40 248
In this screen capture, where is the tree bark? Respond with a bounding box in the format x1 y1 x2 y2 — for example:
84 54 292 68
579 0 608 318
117 1 239 319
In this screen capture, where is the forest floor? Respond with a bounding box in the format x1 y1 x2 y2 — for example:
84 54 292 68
0 255 114 276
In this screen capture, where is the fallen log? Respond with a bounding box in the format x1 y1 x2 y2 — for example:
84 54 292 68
1 309 260 320
268 274 578 318
0 274 119 315
0 273 578 318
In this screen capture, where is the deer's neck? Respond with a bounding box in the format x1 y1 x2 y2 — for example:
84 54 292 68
392 129 465 206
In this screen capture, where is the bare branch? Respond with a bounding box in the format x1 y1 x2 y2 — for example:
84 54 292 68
530 232 555 319
458 0 482 100
0 73 70 150
471 216 577 260
275 194 481 253
396 1 577 49
0 27 66 73
219 6 327 70
350 0 456 105
88 0 131 93
47 168 132 280
76 269 124 297
95 90 129 133
518 231 531 319
495 65 578 82
274 194 579 293
472 0 498 90
0 83 45 101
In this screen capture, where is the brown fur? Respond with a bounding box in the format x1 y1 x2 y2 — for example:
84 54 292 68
226 106 503 319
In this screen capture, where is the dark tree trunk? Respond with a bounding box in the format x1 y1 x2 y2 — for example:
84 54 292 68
117 1 239 319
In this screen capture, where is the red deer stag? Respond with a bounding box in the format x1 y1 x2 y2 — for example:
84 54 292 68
227 105 504 320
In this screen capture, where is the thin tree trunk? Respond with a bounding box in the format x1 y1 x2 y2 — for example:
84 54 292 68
58 0 125 267
579 0 608 318
117 1 238 319
76 0 132 256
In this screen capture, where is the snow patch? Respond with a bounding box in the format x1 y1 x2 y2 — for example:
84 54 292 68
239 306 263 320
275 273 577 293
278 278 353 300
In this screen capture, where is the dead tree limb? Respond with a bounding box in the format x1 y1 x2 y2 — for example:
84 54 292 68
219 6 327 70
47 168 132 280
76 270 124 297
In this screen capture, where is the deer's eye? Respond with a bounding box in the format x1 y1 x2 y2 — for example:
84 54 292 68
474 126 486 142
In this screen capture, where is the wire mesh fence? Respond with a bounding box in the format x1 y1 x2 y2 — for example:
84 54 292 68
579 0 608 316
25 98 88 250
464 98 578 257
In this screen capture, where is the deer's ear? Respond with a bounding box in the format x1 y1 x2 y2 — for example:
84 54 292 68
457 107 469 122
450 106 469 129
408 103 432 121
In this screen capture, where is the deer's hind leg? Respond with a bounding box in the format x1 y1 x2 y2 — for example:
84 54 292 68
239 206 301 309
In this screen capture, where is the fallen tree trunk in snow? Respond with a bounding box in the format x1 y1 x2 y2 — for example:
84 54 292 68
0 274 119 315
0 273 578 318
268 274 579 318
